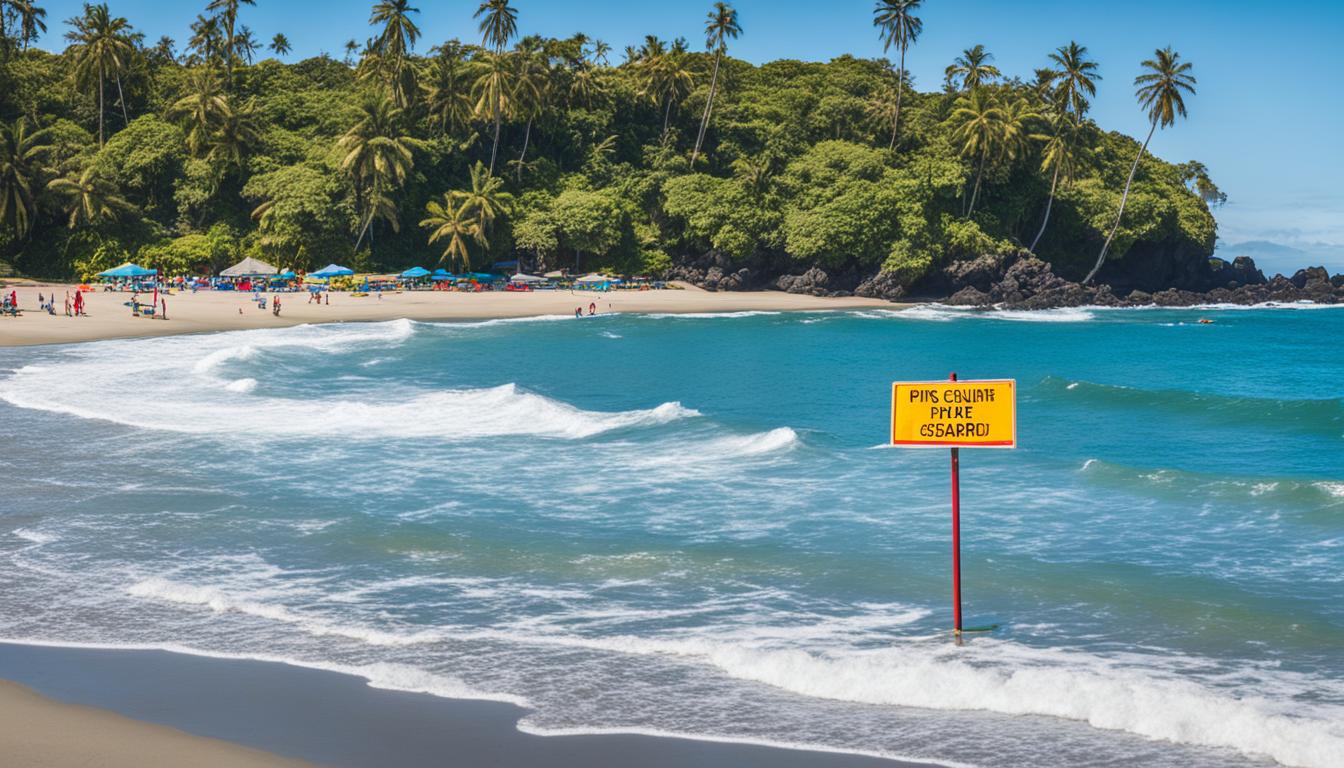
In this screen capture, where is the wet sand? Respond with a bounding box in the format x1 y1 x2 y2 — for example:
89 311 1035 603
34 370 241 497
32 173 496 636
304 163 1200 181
0 642 932 767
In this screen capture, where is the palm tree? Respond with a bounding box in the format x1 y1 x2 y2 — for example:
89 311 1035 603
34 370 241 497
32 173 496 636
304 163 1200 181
589 39 610 66
1047 41 1101 119
474 0 517 54
638 42 693 140
872 0 922 149
420 194 481 271
369 0 420 59
422 42 472 134
187 14 224 67
204 0 256 84
152 35 176 64
269 32 291 57
234 24 258 64
206 97 262 172
471 51 514 175
13 0 47 50
511 41 548 181
690 1 740 166
452 160 513 239
0 117 54 238
47 164 129 228
343 38 358 65
945 44 1000 92
337 97 415 252
1084 47 1196 284
168 68 231 156
1028 111 1080 253
64 3 138 147
947 88 1006 216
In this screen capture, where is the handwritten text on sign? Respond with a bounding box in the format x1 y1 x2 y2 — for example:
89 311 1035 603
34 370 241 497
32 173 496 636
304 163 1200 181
890 380 1017 448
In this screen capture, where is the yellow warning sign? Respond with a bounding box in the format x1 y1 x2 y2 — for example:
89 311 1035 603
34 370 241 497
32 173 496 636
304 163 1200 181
890 379 1017 448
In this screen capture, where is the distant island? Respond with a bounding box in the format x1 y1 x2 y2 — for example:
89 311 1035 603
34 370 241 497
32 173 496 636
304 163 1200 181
1 0 1339 306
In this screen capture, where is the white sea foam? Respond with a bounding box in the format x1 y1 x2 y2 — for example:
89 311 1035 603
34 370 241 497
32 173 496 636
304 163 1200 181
0 321 699 440
0 637 529 707
127 577 442 647
1315 482 1344 499
876 305 1096 322
506 632 1343 768
11 528 57 545
641 310 783 319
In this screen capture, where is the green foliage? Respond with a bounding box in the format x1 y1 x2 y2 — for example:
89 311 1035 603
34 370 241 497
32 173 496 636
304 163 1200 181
0 27 1215 285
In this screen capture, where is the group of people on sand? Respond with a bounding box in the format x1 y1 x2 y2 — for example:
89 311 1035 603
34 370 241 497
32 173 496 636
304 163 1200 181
574 302 598 318
4 290 86 317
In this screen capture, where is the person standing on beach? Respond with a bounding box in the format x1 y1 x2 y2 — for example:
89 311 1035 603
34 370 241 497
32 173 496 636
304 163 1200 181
64 292 71 316
73 291 83 317
161 297 167 320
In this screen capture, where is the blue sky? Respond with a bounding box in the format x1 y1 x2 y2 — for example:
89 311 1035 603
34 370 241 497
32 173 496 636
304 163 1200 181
31 0 1344 265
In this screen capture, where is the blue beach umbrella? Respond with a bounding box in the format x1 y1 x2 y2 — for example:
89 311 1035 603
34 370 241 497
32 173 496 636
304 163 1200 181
401 266 431 278
310 263 355 279
98 263 157 278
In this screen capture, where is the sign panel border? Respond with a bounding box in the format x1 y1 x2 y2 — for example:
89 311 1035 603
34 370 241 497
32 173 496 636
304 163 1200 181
890 378 1018 449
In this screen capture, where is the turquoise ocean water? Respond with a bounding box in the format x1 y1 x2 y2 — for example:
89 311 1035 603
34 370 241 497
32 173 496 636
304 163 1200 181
1 305 1341 767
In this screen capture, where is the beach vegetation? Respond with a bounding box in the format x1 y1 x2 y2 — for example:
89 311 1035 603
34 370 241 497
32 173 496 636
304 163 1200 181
0 1 1214 290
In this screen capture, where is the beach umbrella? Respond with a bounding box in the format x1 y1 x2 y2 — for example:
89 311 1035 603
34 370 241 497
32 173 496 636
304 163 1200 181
543 270 567 279
97 262 157 278
466 272 498 281
510 273 546 284
310 263 355 279
575 273 617 284
276 270 297 279
401 266 431 278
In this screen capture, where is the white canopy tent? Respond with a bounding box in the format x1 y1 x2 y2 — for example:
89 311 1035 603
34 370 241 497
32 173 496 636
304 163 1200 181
509 273 547 284
220 257 279 277
574 273 618 284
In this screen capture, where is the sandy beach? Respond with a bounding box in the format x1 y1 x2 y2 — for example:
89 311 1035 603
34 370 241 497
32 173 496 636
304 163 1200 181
0 282 898 347
0 679 308 767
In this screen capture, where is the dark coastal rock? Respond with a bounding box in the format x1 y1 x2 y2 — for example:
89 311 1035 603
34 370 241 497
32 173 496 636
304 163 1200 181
775 267 831 296
1289 266 1329 290
854 272 907 301
1126 290 1153 305
1232 256 1267 285
945 286 991 306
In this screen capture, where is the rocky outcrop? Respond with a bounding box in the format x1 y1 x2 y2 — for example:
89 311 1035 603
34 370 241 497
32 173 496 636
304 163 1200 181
666 247 1343 308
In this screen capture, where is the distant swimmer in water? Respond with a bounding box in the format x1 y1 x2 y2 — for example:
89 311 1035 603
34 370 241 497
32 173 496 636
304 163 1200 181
1198 318 1214 324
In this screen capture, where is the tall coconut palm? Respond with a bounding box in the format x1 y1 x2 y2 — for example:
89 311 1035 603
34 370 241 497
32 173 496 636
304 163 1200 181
947 88 1006 216
511 42 548 181
233 24 258 64
370 0 420 59
944 44 1000 92
872 0 922 149
1047 41 1101 119
64 3 138 147
13 0 47 50
638 42 693 140
589 39 610 66
47 164 129 228
471 51 514 175
1084 47 1195 284
422 42 472 134
337 96 415 252
0 117 54 238
1028 111 1080 253
269 32 290 57
343 38 358 65
187 14 224 67
690 1 740 166
420 193 481 271
474 0 517 54
204 0 255 84
168 68 231 156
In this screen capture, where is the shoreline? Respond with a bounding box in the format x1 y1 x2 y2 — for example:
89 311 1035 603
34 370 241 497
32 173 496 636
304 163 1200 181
0 640 935 768
0 282 898 348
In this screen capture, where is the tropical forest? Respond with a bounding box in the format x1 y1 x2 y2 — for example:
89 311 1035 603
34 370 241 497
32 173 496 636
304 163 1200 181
0 0 1225 296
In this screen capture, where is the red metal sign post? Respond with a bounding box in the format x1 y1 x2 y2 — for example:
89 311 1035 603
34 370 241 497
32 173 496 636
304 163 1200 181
949 372 963 635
